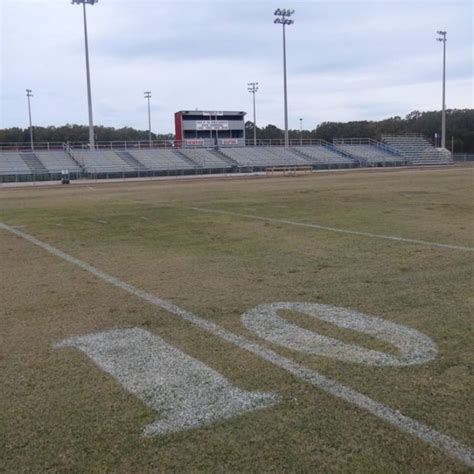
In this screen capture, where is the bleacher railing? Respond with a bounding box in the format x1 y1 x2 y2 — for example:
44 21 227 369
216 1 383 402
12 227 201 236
1 139 352 151
0 142 65 151
0 135 450 151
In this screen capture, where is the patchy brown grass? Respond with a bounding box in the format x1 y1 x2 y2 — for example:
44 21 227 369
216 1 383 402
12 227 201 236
1 167 473 472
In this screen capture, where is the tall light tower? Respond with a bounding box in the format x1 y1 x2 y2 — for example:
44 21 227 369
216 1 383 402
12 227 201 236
26 89 34 151
72 0 97 150
436 30 447 149
299 117 303 145
144 91 152 147
274 8 294 148
247 82 259 146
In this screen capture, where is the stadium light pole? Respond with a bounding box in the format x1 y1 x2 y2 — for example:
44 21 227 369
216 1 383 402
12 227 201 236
299 117 303 145
72 0 97 150
26 89 34 151
247 82 259 146
436 30 447 149
274 8 294 148
144 91 152 147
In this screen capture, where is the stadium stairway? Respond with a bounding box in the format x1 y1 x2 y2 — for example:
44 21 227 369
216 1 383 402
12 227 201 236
20 153 48 174
292 142 356 166
174 150 204 168
291 147 323 164
63 145 86 171
326 143 365 164
211 149 240 167
114 151 148 172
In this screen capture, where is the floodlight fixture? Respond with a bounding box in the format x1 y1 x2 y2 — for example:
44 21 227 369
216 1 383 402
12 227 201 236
72 0 98 149
247 82 259 145
26 89 34 151
274 18 294 25
274 8 294 16
72 0 98 5
144 91 152 147
436 30 447 149
274 7 295 147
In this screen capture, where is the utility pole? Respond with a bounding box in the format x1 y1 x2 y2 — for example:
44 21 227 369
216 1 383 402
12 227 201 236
299 117 303 146
26 89 34 151
436 30 447 149
72 0 98 150
247 82 259 146
144 91 152 147
274 8 294 147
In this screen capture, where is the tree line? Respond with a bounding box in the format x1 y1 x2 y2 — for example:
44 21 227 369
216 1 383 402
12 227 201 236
0 125 173 144
1 109 472 153
247 109 474 153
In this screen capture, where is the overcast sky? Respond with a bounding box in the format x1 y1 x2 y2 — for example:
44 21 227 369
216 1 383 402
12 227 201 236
1 0 472 133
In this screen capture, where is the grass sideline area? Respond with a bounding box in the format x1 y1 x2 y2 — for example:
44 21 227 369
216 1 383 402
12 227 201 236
1 168 473 471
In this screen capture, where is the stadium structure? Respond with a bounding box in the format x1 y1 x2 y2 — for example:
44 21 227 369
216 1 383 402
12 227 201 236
0 117 453 183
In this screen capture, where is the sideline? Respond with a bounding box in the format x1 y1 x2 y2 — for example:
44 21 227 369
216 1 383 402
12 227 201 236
1 221 472 467
0 164 469 190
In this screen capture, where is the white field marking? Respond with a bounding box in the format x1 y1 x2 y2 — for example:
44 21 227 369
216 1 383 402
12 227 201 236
242 302 437 366
183 206 474 252
0 222 472 468
55 327 278 436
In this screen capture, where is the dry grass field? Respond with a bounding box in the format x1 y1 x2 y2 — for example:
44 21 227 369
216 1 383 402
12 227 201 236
1 167 473 472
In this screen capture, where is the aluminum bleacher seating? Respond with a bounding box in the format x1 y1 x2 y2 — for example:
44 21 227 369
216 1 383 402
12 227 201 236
0 152 32 175
219 146 313 167
129 149 197 171
177 148 231 169
219 147 279 167
333 144 401 163
34 151 82 173
262 147 310 165
381 135 452 165
72 150 136 173
293 145 353 164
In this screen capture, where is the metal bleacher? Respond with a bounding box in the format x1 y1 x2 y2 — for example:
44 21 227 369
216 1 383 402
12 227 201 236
218 146 311 168
128 149 197 171
381 135 452 165
332 139 403 164
218 147 275 167
262 147 311 165
71 150 136 173
34 151 83 173
177 148 232 169
0 134 455 183
293 145 353 164
0 152 31 175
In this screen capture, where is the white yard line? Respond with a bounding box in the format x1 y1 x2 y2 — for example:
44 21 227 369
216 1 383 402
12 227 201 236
183 206 473 252
1 221 473 468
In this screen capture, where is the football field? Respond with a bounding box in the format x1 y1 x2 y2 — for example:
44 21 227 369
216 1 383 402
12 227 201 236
1 168 473 471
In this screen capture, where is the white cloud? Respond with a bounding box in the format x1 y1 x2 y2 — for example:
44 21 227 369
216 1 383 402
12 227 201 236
1 0 472 132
